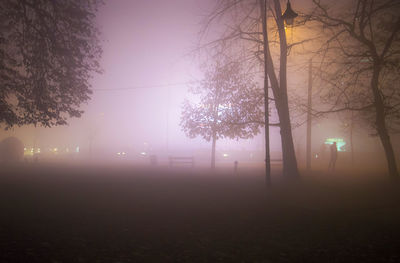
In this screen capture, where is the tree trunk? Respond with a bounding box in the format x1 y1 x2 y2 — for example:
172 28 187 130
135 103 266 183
211 132 217 169
371 64 398 177
378 129 398 177
279 105 299 177
272 0 299 178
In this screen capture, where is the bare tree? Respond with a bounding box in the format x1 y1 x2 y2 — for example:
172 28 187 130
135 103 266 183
180 60 264 169
199 0 302 177
308 0 400 176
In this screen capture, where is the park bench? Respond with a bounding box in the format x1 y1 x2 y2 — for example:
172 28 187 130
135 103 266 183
169 156 195 168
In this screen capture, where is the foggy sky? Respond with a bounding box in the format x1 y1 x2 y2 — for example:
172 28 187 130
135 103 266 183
2 0 394 165
87 0 208 151
3 0 217 154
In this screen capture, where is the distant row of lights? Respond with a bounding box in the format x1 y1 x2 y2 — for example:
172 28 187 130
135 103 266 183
24 146 80 155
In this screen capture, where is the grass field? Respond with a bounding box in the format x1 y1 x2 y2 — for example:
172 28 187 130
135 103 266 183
0 164 399 262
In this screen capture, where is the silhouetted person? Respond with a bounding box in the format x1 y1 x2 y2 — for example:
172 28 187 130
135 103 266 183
328 142 337 171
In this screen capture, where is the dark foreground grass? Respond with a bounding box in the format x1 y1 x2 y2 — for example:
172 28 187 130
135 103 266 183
0 164 399 262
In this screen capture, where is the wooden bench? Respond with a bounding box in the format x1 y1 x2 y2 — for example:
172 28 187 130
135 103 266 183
169 156 194 168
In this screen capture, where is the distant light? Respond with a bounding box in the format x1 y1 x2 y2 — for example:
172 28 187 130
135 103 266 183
315 154 318 158
37 148 41 153
117 152 121 155
326 138 344 143
24 147 27 151
30 148 34 153
325 138 346 152
140 152 147 156
223 153 229 158
76 146 80 153
122 152 126 155
54 147 58 152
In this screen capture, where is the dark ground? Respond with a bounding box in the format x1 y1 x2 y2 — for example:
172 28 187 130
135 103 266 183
0 164 399 262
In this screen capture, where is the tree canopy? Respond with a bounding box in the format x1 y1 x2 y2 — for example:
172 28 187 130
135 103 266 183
181 61 264 141
0 0 102 128
181 60 264 168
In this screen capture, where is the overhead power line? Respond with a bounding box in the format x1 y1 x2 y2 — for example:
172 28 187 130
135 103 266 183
92 81 200 91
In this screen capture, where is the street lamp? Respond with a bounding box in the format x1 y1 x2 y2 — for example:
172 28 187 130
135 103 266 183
282 0 298 25
282 1 311 170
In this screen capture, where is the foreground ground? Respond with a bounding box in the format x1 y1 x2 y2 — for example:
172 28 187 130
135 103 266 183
0 164 399 262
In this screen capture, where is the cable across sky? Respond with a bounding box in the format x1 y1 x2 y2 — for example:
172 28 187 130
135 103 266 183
93 80 200 91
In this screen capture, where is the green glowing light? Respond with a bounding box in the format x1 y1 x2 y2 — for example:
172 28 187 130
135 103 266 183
325 138 346 152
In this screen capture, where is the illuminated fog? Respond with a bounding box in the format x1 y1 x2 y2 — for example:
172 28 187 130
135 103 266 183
0 0 398 172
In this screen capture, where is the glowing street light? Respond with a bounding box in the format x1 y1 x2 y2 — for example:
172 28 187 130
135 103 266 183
282 0 298 25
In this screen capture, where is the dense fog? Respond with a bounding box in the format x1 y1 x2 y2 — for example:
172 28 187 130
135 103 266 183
0 0 398 173
1 1 400 262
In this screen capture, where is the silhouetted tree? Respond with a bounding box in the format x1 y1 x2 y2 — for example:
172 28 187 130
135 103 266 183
199 0 302 177
0 0 102 128
180 61 264 169
308 0 400 177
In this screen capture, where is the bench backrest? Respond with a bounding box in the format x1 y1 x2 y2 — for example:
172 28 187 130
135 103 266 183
169 156 194 167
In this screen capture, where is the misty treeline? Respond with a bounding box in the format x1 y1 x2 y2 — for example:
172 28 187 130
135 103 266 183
0 0 102 128
183 0 399 177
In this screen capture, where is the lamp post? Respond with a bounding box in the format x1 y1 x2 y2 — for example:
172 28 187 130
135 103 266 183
280 0 299 176
261 0 298 185
260 0 271 187
282 1 313 171
282 0 298 25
